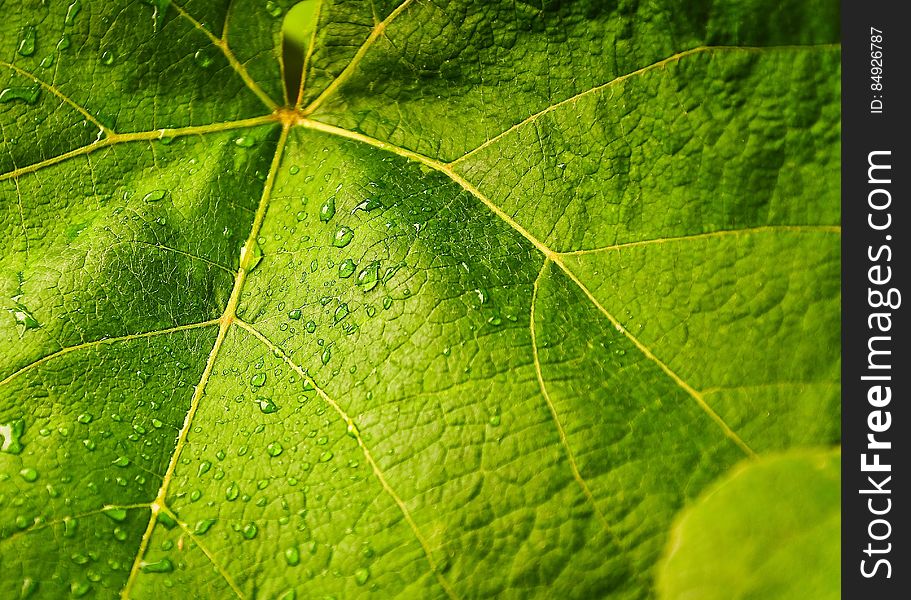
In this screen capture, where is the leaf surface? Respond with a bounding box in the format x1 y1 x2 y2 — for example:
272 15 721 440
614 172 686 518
1 1 840 598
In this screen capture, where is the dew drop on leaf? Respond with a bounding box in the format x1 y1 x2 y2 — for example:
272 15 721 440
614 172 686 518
8 297 40 332
17 25 36 57
194 518 216 535
140 558 173 573
65 0 81 26
112 456 130 468
157 511 177 529
288 308 302 320
332 226 354 248
70 582 91 597
320 346 331 365
319 197 336 222
225 482 240 501
333 303 349 323
0 419 25 454
104 508 128 522
193 48 214 68
142 189 166 202
319 450 333 462
354 567 370 586
19 467 38 482
338 258 356 278
242 522 258 539
234 135 256 148
250 372 267 387
285 546 301 566
267 441 283 457
99 50 116 66
0 85 41 105
256 396 279 414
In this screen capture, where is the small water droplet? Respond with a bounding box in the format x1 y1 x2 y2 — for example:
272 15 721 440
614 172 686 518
235 135 256 148
39 54 55 68
332 226 354 248
18 25 37 57
142 189 166 203
250 372 266 387
104 508 128 522
284 545 300 566
354 567 370 586
319 197 336 222
76 413 93 424
289 165 300 175
320 346 332 365
113 526 128 541
70 582 91 597
157 511 177 529
197 461 212 476
19 467 38 482
333 303 349 324
265 0 282 17
357 262 380 292
140 558 173 573
8 297 40 332
57 34 71 51
242 240 263 271
194 518 216 535
225 482 240 501
256 396 279 414
99 50 116 66
242 522 258 539
112 456 130 468
319 450 333 462
288 308 302 320
193 48 214 68
267 441 283 457
19 577 38 598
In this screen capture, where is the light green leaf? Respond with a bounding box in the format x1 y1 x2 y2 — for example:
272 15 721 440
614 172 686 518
657 449 841 600
1 1 839 598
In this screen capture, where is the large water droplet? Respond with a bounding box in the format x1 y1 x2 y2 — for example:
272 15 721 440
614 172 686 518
332 226 354 248
338 259 356 279
284 545 300 566
250 372 266 387
256 396 279 414
242 522 258 539
194 518 216 535
0 419 25 454
18 26 37 57
0 85 41 105
225 483 240 501
319 197 336 222
19 467 38 482
104 508 128 522
65 1 82 26
142 189 166 203
267 441 283 457
333 303 349 324
140 558 174 573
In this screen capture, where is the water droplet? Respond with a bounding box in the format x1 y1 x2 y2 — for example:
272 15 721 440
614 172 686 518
112 456 130 468
19 577 38 598
383 297 393 310
333 303 349 324
57 34 71 51
194 518 216 535
0 85 42 105
346 422 359 438
289 165 300 175
235 135 256 148
113 526 128 541
475 288 489 304
242 522 258 539
104 508 128 522
140 558 173 573
242 240 263 271
256 396 279 414
319 450 333 462
18 25 37 57
357 263 380 292
488 415 501 427
267 441 283 457
39 54 55 68
142 189 166 203
100 50 116 66
352 197 382 213
65 1 82 26
332 226 354 248
250 372 266 387
76 413 93 424
286 308 301 321
354 567 370 585
0 419 25 454
319 197 336 222
151 418 163 429
193 48 214 68
265 0 282 17
157 511 177 529
226 482 240 501
284 545 300 566
19 468 38 482
320 346 331 365
70 582 91 597
305 320 316 333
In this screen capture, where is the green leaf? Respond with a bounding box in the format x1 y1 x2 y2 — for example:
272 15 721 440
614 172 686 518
657 449 841 600
1 1 840 598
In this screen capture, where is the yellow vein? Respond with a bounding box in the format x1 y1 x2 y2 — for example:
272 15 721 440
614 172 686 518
295 0 326 108
450 43 841 166
559 225 842 256
170 1 279 111
234 318 461 600
121 124 290 599
301 0 416 115
0 114 277 182
165 506 244 598
530 260 612 532
1 60 113 136
298 118 755 457
0 319 220 388
0 504 150 546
